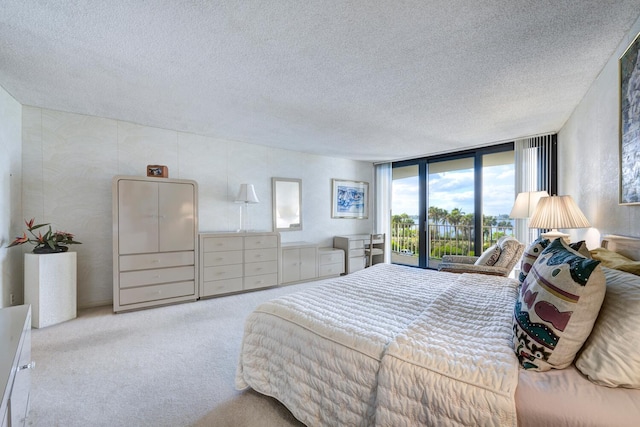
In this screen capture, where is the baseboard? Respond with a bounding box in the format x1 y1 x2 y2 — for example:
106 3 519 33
78 299 112 310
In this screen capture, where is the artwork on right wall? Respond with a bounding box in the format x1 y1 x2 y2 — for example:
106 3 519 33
620 31 640 205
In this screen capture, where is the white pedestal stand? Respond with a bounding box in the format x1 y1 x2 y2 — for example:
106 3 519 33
24 252 77 328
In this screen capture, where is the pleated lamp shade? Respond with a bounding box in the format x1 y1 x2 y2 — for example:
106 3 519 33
529 195 591 231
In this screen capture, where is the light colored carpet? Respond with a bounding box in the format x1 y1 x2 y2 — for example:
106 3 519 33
27 282 322 427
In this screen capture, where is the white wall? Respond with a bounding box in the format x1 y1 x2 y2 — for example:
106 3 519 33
0 85 22 308
21 107 374 308
559 15 640 248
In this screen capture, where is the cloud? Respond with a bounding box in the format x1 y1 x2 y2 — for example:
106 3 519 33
392 164 514 217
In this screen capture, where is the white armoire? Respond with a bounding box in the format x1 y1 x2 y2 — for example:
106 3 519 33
112 175 198 313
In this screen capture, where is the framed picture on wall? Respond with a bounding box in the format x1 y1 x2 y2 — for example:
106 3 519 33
619 31 640 205
331 179 369 219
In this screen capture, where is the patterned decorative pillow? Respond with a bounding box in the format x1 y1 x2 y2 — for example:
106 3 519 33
512 238 606 371
569 240 592 259
474 244 501 266
493 236 522 269
519 237 550 283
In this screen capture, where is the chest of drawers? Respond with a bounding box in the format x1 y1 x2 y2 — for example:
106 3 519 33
333 235 370 274
1 305 32 427
318 247 345 278
199 232 280 297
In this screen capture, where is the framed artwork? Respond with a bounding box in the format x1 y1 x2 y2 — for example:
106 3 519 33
331 179 368 219
147 165 168 178
620 31 640 205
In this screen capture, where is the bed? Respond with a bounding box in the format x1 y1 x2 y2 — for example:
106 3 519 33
235 235 640 426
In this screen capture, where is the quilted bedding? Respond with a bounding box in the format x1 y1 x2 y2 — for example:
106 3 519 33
235 263 520 426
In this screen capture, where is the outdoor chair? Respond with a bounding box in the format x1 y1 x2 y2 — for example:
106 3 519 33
437 236 524 277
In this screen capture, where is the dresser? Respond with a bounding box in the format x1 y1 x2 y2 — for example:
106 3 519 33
199 232 280 297
281 242 317 285
112 176 198 313
333 234 371 274
1 305 32 427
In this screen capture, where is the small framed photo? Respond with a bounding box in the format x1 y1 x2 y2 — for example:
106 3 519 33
147 165 168 178
331 179 368 219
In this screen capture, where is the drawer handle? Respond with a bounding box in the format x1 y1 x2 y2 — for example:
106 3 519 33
152 259 160 263
19 361 36 371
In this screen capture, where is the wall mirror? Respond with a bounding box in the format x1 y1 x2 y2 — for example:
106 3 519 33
272 178 302 232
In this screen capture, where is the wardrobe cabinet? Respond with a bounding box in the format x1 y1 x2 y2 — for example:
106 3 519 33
113 176 198 313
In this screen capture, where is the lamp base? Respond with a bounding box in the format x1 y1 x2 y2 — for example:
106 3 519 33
541 229 570 244
236 202 252 232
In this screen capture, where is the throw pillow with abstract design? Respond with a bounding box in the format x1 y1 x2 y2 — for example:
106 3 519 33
512 238 606 371
519 237 549 283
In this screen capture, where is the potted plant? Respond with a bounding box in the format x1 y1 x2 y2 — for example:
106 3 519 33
7 218 81 254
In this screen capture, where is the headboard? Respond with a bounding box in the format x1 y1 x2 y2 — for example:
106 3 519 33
601 234 640 261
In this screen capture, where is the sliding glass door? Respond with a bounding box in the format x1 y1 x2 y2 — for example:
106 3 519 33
391 164 420 267
428 157 475 269
392 143 515 269
481 150 516 251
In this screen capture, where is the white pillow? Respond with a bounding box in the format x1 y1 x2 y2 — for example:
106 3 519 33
575 267 640 388
474 244 501 266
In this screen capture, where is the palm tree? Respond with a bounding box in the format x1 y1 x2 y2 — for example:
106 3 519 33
428 206 447 238
447 208 464 238
392 213 416 252
460 213 474 241
483 215 497 245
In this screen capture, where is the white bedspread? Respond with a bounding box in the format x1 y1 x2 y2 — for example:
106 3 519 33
376 273 520 426
235 264 520 426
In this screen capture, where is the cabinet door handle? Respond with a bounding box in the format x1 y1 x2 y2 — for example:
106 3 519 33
19 361 36 371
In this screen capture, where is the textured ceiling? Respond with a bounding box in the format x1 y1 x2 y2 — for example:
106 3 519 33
1 1 640 162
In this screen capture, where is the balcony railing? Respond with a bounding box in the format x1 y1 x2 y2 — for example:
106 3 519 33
391 222 514 262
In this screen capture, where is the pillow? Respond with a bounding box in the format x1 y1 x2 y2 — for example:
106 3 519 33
569 240 592 259
474 244 501 266
590 247 640 275
519 237 549 283
575 267 640 388
493 236 522 269
512 238 606 371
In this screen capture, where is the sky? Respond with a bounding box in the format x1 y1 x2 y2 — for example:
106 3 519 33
392 164 515 218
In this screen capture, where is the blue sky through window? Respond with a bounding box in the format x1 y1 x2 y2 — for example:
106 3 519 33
393 164 514 218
